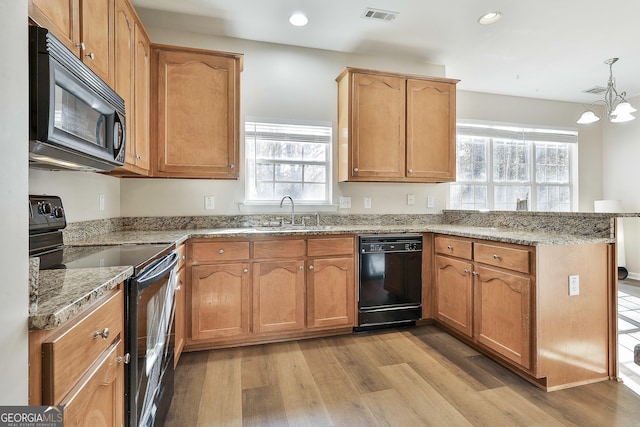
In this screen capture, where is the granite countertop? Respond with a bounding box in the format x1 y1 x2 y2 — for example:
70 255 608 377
30 266 133 330
32 223 613 331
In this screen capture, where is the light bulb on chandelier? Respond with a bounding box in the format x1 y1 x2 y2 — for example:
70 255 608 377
577 58 636 124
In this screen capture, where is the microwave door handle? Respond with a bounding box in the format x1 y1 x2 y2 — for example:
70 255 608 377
133 251 179 289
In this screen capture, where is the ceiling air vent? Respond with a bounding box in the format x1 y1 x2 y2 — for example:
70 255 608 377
362 7 399 22
583 86 607 95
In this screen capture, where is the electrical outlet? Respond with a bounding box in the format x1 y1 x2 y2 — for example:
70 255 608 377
364 197 372 209
568 275 580 296
427 196 435 208
204 196 215 210
99 194 105 211
339 196 351 209
407 194 415 205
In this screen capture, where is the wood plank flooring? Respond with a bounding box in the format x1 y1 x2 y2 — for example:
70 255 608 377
166 325 640 426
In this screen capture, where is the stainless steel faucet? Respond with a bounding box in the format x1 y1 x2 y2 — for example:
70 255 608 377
279 195 295 225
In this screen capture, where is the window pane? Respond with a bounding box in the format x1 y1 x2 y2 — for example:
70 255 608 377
304 165 326 183
275 164 302 181
493 139 529 183
494 185 530 211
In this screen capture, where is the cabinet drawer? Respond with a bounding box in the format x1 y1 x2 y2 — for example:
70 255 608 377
191 241 250 262
307 237 354 257
474 243 530 274
253 239 305 259
42 289 124 404
435 236 472 259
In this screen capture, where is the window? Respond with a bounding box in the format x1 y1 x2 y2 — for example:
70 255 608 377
245 119 332 204
450 123 577 212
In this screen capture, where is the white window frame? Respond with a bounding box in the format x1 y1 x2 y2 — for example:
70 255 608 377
450 121 578 212
244 117 333 205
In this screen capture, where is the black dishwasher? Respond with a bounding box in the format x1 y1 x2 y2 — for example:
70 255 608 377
357 234 423 330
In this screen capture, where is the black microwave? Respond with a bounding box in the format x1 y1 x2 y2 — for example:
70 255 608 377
29 26 126 172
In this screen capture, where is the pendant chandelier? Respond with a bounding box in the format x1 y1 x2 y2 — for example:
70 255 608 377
577 58 636 124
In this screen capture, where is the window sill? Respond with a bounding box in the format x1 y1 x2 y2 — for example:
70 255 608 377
238 203 339 214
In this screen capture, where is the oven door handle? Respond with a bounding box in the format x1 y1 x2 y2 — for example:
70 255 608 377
132 251 179 289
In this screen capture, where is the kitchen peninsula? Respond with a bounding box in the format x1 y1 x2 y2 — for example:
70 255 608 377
29 210 618 396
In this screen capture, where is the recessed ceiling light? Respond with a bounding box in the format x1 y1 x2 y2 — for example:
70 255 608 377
477 11 502 25
289 12 308 27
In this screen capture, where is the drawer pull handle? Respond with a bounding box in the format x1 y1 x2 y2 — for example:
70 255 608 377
117 353 131 364
94 328 110 340
447 245 453 250
493 254 500 259
219 249 225 254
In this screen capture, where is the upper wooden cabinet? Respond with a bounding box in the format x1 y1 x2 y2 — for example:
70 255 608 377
111 0 151 176
336 67 458 183
152 45 243 178
30 0 115 86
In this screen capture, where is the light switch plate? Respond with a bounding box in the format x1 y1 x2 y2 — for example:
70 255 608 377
568 275 580 296
339 196 351 209
407 194 415 205
99 194 105 211
364 197 372 209
427 196 435 208
205 196 215 210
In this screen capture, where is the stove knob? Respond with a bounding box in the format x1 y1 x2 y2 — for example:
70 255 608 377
39 202 52 214
53 206 64 219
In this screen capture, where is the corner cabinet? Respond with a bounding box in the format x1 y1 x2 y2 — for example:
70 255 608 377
336 67 458 183
433 234 611 391
152 45 243 178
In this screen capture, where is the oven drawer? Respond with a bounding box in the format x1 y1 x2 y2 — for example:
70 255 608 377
435 236 472 259
253 239 305 259
190 241 250 262
42 289 124 404
474 242 530 273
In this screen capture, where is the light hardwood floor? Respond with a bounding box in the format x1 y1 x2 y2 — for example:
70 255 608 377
166 325 640 426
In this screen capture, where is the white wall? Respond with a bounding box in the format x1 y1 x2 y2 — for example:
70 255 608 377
601 95 640 277
1 0 29 404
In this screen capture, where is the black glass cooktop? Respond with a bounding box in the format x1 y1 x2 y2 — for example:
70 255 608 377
38 244 173 273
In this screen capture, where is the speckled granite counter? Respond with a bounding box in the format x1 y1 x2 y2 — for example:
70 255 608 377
30 266 132 330
33 217 615 331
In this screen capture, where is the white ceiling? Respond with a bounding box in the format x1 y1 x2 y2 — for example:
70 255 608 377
131 0 640 104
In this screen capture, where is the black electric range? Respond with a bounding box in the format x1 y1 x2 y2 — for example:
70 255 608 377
29 195 174 272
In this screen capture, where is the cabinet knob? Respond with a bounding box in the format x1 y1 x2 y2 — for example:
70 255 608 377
243 268 249 273
94 327 110 340
117 353 131 364
230 164 235 169
219 249 225 254
309 265 314 270
76 42 86 51
408 169 413 173
299 266 304 270
472 271 479 276
85 52 95 60
463 268 470 274
447 245 453 250
493 254 500 260
175 285 182 291
353 167 359 173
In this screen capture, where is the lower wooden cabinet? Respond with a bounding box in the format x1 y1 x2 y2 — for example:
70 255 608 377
307 257 355 329
190 262 251 341
474 265 531 369
253 260 306 334
174 265 186 367
186 236 356 348
29 287 125 422
435 255 473 337
60 339 125 427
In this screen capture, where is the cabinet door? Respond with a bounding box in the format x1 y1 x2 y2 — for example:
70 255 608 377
474 265 531 369
253 260 305 334
61 339 124 427
155 48 240 178
350 73 406 180
29 0 80 54
191 263 251 341
80 0 114 85
307 257 355 329
406 79 456 181
133 22 150 171
435 255 473 337
114 0 135 167
174 266 185 366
